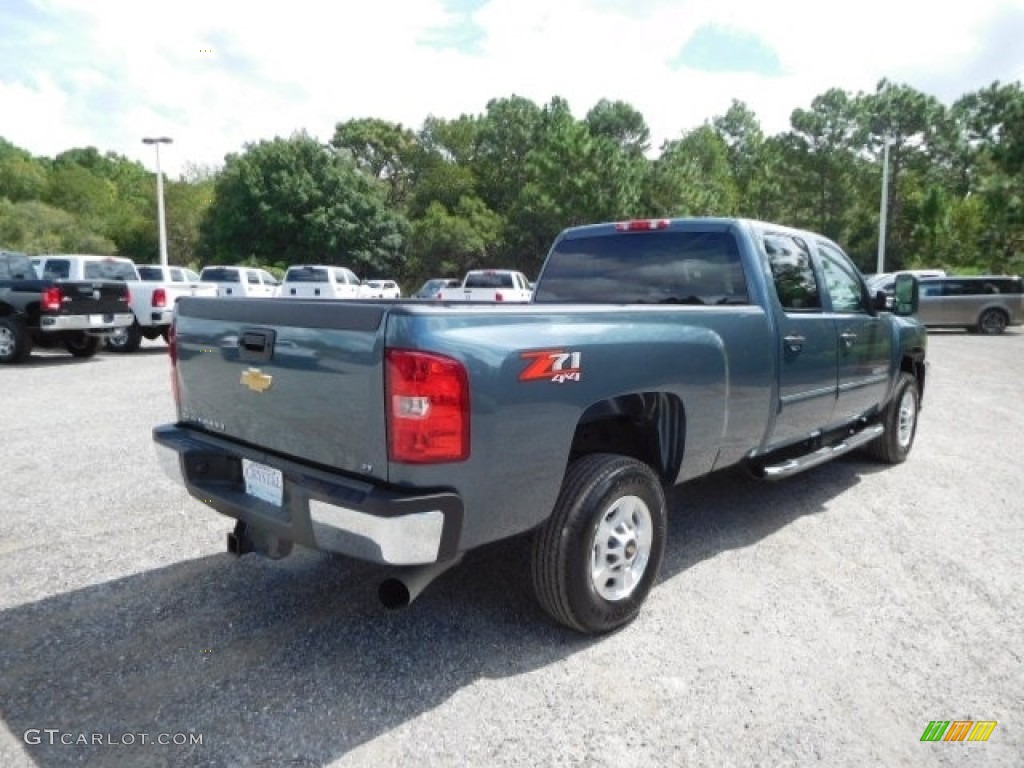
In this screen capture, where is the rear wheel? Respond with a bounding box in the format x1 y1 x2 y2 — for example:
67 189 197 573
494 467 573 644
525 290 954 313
64 333 100 358
106 322 143 353
864 372 920 463
977 309 1008 335
0 316 32 363
532 453 667 634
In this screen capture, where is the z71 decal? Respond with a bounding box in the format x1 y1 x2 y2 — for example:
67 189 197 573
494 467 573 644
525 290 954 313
519 349 582 383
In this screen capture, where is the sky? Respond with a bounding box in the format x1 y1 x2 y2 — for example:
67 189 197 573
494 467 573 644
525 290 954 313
2 0 1023 179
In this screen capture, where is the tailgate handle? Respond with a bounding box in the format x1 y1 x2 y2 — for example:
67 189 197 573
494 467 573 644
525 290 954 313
239 329 276 362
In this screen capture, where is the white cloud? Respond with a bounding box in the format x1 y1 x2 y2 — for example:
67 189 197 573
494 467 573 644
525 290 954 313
2 0 1021 177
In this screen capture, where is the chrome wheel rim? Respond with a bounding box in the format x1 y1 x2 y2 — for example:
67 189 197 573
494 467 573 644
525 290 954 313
0 326 14 358
981 311 1005 334
107 328 127 348
590 494 653 602
897 388 917 449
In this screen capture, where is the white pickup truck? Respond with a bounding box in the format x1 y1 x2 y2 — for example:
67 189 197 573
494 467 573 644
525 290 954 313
438 269 533 302
31 255 217 352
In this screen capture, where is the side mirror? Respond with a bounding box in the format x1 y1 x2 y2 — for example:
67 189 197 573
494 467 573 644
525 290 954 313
872 290 892 312
892 274 919 316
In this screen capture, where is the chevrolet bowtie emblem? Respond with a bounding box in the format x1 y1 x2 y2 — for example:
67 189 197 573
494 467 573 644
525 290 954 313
241 368 273 393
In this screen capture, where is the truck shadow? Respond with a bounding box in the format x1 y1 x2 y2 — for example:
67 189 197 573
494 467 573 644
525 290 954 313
0 456 882 767
660 457 888 577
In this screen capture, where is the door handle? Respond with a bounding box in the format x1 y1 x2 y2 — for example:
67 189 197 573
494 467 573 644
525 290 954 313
783 334 805 354
840 332 857 348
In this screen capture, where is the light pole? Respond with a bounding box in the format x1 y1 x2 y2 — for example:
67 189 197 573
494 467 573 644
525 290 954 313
142 136 173 266
876 136 893 276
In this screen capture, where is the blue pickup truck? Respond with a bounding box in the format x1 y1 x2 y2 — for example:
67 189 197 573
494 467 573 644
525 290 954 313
154 218 927 634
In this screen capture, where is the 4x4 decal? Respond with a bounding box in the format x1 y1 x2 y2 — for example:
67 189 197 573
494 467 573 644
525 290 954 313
519 349 582 383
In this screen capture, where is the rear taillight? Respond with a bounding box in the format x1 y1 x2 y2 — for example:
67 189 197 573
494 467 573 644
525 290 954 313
123 287 131 304
495 292 504 302
385 349 469 463
615 219 670 231
167 323 180 407
41 286 62 312
152 288 167 308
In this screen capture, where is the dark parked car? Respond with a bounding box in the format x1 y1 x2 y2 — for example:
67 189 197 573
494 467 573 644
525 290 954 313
413 277 459 299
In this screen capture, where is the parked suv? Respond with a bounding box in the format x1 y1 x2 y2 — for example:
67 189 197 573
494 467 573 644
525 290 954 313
199 266 280 298
279 265 363 299
917 275 1023 334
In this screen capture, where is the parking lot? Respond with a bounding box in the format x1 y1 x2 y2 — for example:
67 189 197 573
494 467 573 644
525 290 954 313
1 331 1021 767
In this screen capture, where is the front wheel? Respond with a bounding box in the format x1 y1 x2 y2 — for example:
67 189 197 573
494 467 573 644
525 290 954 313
532 453 667 634
977 309 1008 335
864 372 920 463
64 333 100 358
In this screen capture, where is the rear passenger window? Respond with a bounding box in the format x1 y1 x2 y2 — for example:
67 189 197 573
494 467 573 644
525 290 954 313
247 270 260 285
765 235 821 311
817 243 866 313
43 260 71 280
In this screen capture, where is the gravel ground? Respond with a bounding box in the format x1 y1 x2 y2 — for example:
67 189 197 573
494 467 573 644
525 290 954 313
0 331 1021 767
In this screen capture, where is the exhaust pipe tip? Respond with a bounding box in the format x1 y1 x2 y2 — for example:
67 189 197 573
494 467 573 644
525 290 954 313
377 555 464 611
378 579 413 610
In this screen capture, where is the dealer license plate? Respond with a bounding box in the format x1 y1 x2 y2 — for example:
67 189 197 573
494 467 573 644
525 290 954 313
242 459 283 506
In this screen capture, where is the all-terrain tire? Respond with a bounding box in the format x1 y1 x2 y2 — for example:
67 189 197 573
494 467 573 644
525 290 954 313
531 453 667 634
64 333 101 358
0 316 32 363
106 322 143 353
864 372 920 463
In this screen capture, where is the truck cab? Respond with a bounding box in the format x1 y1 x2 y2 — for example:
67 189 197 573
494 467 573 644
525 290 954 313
278 265 363 299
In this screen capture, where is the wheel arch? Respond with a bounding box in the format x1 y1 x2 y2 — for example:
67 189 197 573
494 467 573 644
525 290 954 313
900 352 926 404
568 391 685 484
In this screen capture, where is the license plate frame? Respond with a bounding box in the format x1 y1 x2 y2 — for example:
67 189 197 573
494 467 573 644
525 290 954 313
242 459 284 506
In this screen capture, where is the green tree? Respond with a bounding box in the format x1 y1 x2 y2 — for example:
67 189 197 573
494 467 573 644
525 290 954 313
198 132 408 276
330 118 420 208
474 95 544 216
787 88 867 243
712 100 779 218
584 99 650 157
0 199 116 253
645 125 738 217
0 138 48 202
409 196 503 278
859 80 948 269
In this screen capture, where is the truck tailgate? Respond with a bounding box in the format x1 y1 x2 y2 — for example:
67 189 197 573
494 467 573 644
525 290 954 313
52 280 130 316
173 297 389 481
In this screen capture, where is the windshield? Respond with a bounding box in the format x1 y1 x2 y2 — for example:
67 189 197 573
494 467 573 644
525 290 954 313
534 230 749 305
